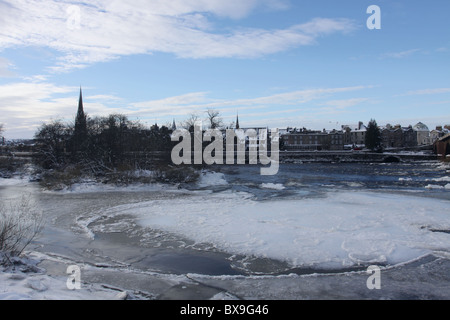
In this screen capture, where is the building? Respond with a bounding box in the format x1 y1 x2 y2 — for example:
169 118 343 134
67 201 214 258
73 87 88 150
328 129 345 150
433 133 450 158
402 126 417 147
281 128 336 151
226 119 442 152
381 124 417 149
171 119 177 131
430 126 450 143
413 122 430 145
341 121 366 147
219 116 270 152
381 124 402 148
351 122 367 146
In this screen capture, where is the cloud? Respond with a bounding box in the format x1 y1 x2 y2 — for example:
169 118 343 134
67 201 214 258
319 98 369 111
0 0 355 72
0 57 16 77
405 88 450 95
0 82 372 138
126 85 372 121
128 92 212 117
381 49 420 59
0 82 120 138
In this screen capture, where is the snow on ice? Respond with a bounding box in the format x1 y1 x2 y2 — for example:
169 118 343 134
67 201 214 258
110 189 450 270
0 253 127 300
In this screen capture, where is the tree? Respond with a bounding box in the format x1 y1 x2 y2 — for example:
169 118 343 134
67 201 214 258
92 114 129 166
34 112 176 174
206 109 224 129
0 195 43 261
365 119 382 152
34 120 71 169
183 113 200 133
0 123 3 145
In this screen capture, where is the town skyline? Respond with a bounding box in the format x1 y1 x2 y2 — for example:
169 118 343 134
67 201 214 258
1 86 449 142
1 1 450 139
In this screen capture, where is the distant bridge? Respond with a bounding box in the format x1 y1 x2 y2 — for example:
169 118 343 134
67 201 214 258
3 150 439 164
279 151 438 163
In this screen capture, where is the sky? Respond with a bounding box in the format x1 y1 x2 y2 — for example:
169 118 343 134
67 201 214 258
0 0 449 139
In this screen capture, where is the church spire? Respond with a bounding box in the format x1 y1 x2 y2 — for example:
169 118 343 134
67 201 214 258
77 87 84 118
74 86 87 150
172 118 177 131
236 112 240 129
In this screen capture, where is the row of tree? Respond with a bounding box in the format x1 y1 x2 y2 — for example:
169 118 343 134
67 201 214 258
34 114 174 171
33 108 233 172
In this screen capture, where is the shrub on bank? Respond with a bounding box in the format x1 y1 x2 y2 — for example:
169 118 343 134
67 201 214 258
37 163 200 190
0 196 43 265
0 156 27 178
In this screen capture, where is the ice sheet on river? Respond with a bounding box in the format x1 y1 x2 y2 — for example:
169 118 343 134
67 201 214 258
102 189 450 270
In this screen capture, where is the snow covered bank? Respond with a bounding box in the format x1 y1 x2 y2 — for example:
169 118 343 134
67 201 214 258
260 183 285 190
54 181 179 194
113 190 450 270
0 177 29 186
0 252 128 300
430 176 450 182
197 171 228 188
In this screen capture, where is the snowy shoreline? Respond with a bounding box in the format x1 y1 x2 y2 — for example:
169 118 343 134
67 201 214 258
0 252 129 300
2 250 450 300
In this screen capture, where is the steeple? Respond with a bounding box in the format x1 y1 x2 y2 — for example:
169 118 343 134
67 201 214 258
172 119 177 131
77 87 84 119
74 86 87 150
236 112 240 129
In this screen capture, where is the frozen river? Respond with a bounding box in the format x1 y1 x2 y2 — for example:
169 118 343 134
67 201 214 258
1 161 450 299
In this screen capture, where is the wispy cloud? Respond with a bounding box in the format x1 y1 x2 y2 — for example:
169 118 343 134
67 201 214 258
0 82 121 138
128 86 372 118
315 98 369 116
0 0 355 72
381 49 420 59
320 98 369 109
0 82 373 138
0 57 16 77
405 88 450 95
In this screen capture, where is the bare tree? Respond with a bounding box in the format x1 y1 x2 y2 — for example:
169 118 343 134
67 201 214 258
182 113 201 132
0 195 43 262
206 109 224 129
34 120 71 169
0 123 3 146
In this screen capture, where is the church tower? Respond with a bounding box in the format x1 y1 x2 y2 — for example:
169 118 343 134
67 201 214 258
74 87 87 150
172 119 177 131
75 88 85 125
236 113 240 129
